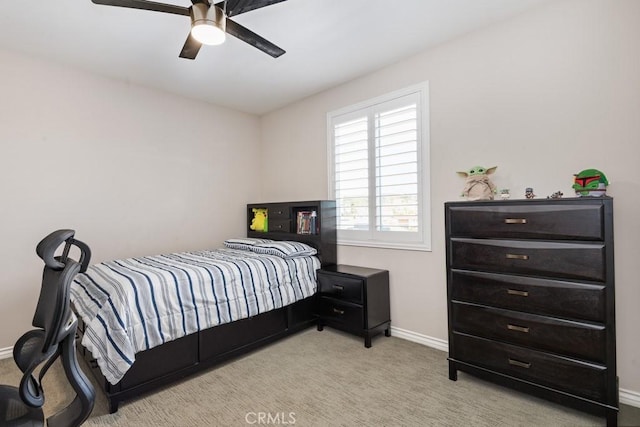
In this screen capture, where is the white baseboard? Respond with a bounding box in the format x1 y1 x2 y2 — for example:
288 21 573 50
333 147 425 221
390 326 640 409
620 388 640 408
390 326 448 352
0 346 12 360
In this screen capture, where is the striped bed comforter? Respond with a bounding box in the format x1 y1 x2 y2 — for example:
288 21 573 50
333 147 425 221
70 248 320 385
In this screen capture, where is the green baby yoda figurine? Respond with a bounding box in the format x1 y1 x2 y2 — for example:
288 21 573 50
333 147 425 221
457 166 498 201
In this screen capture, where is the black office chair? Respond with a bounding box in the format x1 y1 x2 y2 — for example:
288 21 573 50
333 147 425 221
0 230 95 427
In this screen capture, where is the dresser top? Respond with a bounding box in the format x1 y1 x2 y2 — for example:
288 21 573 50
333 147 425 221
445 196 612 207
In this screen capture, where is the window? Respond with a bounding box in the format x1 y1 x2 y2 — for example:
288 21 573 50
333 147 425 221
327 83 431 251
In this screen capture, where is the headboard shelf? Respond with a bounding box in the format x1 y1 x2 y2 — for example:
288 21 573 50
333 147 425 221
247 200 336 267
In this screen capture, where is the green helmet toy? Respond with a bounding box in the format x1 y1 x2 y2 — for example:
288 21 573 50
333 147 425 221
572 168 608 197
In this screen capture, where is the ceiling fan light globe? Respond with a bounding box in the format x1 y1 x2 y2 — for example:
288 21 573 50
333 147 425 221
191 24 226 45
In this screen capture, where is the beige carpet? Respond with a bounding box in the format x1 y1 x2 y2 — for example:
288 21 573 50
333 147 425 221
1 328 639 426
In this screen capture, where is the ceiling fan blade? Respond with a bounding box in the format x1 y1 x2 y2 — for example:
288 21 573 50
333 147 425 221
91 0 190 16
179 33 202 60
215 0 286 17
226 19 285 58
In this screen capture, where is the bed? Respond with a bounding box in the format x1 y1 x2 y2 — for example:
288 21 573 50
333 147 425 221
71 200 336 413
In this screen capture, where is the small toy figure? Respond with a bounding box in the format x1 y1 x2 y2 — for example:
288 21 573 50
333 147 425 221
457 166 498 201
250 208 268 232
572 168 608 197
525 187 536 199
500 189 510 200
547 191 563 199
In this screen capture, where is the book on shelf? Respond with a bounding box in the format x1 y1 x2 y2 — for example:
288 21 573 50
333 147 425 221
296 210 317 235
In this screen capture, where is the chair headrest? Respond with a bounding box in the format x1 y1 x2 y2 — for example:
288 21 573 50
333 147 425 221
35 229 91 272
36 230 75 270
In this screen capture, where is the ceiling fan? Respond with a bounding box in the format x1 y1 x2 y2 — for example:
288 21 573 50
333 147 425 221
91 0 287 60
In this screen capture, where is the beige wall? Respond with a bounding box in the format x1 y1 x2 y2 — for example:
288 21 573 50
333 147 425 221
260 0 640 396
0 49 261 348
1 0 638 403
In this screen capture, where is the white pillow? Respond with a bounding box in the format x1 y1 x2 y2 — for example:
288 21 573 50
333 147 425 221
223 238 273 251
251 241 317 258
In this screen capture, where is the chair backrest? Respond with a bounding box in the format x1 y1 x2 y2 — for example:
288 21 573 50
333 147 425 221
11 229 95 426
33 229 90 354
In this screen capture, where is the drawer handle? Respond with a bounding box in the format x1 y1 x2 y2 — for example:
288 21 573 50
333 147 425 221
507 289 529 297
508 358 531 369
504 218 527 224
333 284 344 291
507 324 530 333
333 308 345 315
506 253 529 260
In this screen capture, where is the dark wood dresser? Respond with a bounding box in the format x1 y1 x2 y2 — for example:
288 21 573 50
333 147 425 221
445 197 617 426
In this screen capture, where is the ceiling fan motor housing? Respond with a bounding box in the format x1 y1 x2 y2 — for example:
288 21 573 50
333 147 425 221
191 3 226 45
192 3 226 31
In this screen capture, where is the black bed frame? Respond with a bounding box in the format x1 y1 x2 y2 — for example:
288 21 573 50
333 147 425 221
77 200 336 413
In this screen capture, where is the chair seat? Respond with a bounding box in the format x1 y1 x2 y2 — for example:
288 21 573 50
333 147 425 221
0 385 44 427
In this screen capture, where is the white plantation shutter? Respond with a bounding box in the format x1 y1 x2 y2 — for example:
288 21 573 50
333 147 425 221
328 83 431 250
376 102 418 233
334 116 369 231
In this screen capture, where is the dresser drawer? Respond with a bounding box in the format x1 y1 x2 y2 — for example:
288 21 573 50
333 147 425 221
452 333 607 402
318 274 363 304
450 270 606 322
450 238 605 281
452 302 606 362
448 203 604 240
318 298 363 328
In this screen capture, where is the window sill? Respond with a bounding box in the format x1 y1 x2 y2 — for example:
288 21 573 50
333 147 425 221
337 239 432 252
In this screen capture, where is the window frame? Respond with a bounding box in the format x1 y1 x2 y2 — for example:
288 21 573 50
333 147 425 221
327 82 431 251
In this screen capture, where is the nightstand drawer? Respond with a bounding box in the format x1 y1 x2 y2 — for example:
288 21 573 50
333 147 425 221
450 238 605 281
318 275 363 304
453 333 607 402
448 203 604 240
450 270 606 322
452 302 606 362
318 298 363 328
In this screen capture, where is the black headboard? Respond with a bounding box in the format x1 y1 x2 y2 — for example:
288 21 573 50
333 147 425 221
246 200 336 268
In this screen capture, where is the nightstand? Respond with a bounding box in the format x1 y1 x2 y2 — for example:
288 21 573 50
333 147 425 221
316 265 391 348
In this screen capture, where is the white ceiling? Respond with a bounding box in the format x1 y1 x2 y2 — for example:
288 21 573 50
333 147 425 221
0 0 551 115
